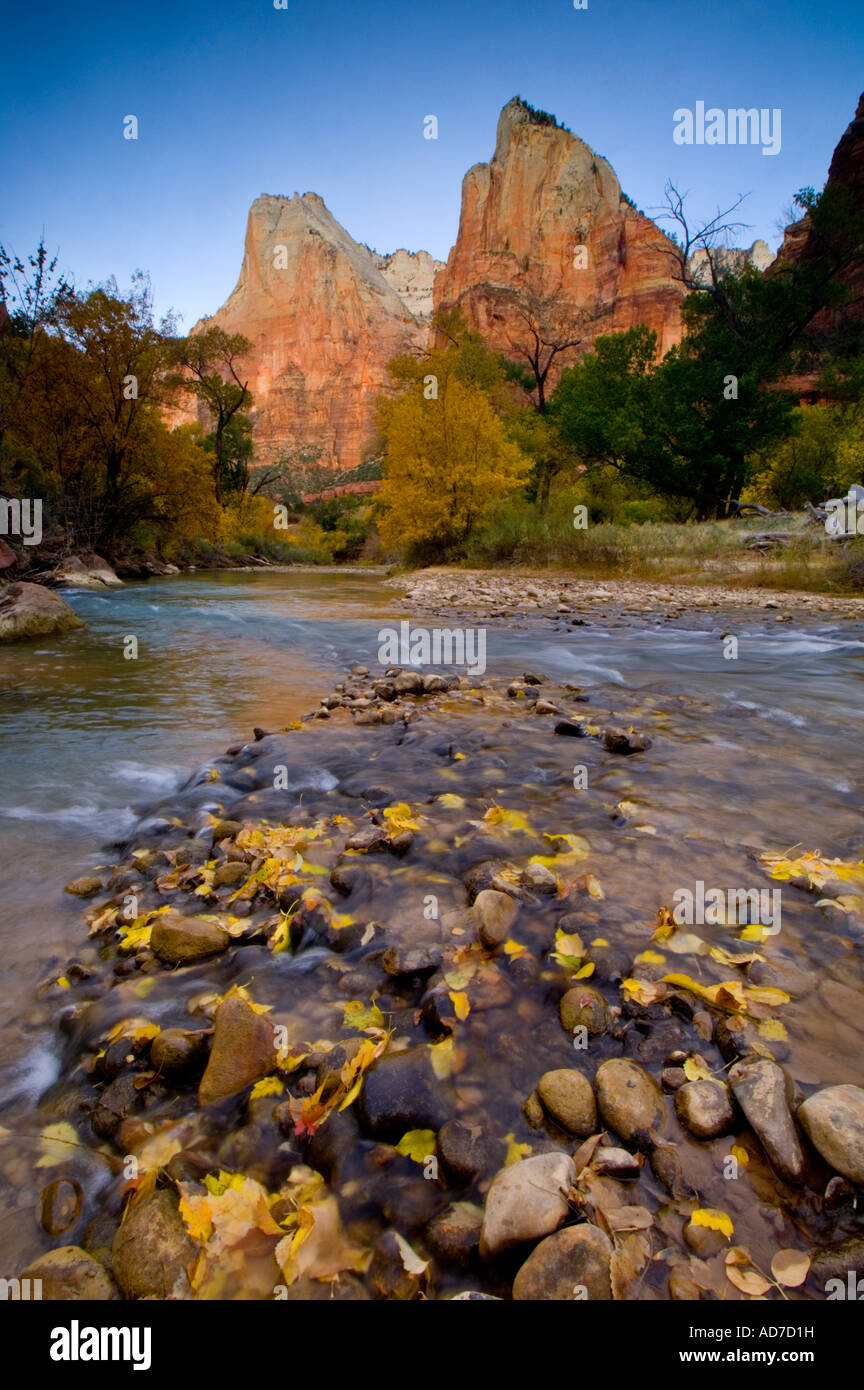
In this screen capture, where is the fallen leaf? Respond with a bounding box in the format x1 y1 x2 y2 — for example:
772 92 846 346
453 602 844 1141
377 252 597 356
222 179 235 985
770 1249 810 1288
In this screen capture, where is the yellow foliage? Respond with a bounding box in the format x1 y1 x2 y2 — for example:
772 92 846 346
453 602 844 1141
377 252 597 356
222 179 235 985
377 374 530 551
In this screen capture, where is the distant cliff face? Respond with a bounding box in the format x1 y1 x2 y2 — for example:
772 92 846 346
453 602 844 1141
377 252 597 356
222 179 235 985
776 92 864 334
433 97 687 375
184 194 442 469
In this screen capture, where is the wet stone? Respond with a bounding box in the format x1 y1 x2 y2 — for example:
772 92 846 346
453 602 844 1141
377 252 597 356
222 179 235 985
559 985 609 1038
512 1224 613 1301
537 1069 597 1136
594 1058 665 1149
728 1056 805 1185
39 1178 83 1237
798 1084 864 1184
111 1190 196 1299
480 1152 576 1258
675 1080 736 1140
22 1246 116 1300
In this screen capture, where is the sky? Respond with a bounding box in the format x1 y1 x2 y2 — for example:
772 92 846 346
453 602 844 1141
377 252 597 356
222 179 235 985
2 0 862 327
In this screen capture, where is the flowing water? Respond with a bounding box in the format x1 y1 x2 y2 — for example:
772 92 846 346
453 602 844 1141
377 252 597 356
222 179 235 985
1 569 862 1293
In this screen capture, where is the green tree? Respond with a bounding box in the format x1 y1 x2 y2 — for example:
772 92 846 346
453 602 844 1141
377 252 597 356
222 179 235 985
172 325 252 503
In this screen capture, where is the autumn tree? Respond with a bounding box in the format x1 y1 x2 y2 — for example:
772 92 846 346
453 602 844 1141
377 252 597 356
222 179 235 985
377 354 530 557
172 325 252 503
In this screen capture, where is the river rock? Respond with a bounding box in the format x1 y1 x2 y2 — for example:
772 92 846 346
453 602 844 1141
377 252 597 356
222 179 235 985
0 580 85 642
198 992 275 1105
675 1080 736 1139
592 1147 642 1179
111 1189 195 1299
603 727 652 754
559 985 609 1038
63 875 103 897
48 554 122 587
39 1178 83 1237
810 1235 864 1286
537 1069 597 1136
798 1084 864 1184
438 1119 501 1183
521 863 558 895
480 1152 576 1258
426 1202 483 1266
595 1059 665 1148
151 911 230 965
728 1056 805 1184
512 1223 613 1300
91 1073 141 1140
21 1246 116 1300
357 1045 448 1141
212 861 247 887
474 889 518 948
151 1028 207 1074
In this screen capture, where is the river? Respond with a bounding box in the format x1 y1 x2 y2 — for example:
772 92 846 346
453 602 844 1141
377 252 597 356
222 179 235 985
1 568 862 1291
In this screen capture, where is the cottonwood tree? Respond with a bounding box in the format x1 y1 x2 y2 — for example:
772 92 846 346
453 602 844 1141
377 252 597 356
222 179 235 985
172 325 252 503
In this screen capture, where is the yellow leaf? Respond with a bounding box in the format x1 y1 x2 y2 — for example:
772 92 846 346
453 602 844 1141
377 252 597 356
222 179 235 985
430 1037 455 1078
692 1208 734 1239
574 962 595 979
438 793 466 809
382 802 421 834
36 1122 80 1168
756 1018 788 1041
622 977 668 1005
731 1144 750 1168
342 1000 385 1032
635 950 667 965
542 832 590 857
395 1130 437 1163
56 976 70 989
504 1133 532 1166
591 937 610 948
449 990 471 1021
483 805 533 833
683 1057 713 1082
250 1077 284 1099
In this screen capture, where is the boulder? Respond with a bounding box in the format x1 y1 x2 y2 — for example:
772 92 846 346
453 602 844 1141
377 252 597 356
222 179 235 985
537 1069 597 1136
0 581 84 642
728 1056 805 1184
512 1223 613 1301
594 1059 665 1148
198 992 275 1105
357 1045 449 1141
480 1152 575 1258
559 985 609 1038
111 1190 195 1299
798 1084 864 1184
675 1080 736 1140
151 911 230 966
21 1245 116 1300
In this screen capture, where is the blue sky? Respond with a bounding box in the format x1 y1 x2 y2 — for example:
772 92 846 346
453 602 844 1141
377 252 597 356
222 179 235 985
2 0 861 326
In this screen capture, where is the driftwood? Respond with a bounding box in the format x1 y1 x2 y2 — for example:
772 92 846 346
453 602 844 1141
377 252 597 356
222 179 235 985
728 500 788 518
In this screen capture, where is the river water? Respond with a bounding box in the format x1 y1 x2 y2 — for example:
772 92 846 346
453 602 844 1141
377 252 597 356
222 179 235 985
1 569 862 1290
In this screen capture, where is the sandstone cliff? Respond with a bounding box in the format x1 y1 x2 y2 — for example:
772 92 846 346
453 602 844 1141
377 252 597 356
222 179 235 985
774 92 864 350
433 97 687 380
183 193 442 469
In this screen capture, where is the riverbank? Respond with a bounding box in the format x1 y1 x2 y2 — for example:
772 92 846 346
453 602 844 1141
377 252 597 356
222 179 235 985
390 568 864 625
4 646 863 1301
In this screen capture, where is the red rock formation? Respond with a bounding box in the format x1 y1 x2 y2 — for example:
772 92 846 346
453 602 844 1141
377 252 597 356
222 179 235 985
178 194 442 470
433 97 686 384
774 92 864 342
